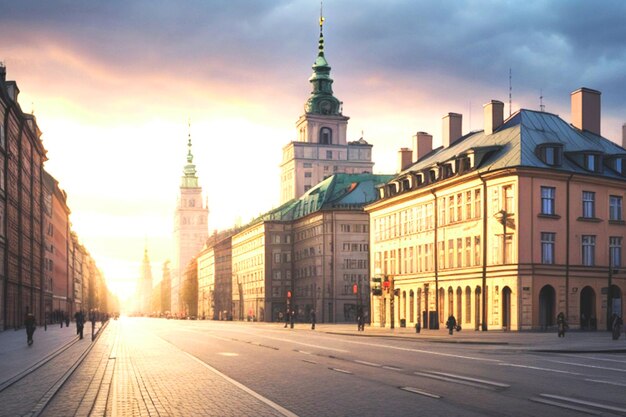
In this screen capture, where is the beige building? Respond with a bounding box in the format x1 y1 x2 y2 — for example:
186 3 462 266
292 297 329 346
233 173 392 323
197 229 236 320
367 88 626 331
279 16 373 204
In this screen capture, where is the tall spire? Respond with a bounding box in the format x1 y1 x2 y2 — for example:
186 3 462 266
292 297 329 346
181 119 198 188
304 2 341 116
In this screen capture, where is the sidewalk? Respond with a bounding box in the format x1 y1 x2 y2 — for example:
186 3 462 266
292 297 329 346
278 322 626 353
0 321 104 385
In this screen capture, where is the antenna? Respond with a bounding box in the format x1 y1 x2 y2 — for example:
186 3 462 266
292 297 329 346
508 68 512 117
539 89 545 112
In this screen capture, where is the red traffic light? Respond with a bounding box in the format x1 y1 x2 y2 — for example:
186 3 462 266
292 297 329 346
352 283 358 294
382 280 390 289
287 290 292 298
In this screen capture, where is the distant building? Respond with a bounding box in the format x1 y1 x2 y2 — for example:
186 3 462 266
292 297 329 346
232 173 392 323
197 229 236 320
172 130 208 317
279 16 374 204
367 88 626 331
42 170 71 324
138 247 153 315
160 260 171 314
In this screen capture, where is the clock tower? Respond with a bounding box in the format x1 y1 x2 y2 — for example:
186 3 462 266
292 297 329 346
172 128 209 316
280 13 374 204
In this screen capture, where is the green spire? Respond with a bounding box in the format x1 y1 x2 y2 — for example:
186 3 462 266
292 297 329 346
304 5 341 116
181 120 198 188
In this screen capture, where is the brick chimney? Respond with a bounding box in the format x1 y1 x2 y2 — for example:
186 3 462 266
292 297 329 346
571 87 601 136
622 123 626 149
0 62 5 83
398 148 413 172
412 132 432 162
442 112 463 147
483 100 504 135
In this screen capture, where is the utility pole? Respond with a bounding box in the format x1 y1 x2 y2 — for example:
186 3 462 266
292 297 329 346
390 276 395 329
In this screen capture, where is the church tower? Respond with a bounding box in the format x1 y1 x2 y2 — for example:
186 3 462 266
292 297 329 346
139 245 153 314
172 126 209 316
280 11 374 204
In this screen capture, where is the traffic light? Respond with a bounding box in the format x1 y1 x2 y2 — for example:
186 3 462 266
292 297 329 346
353 283 358 294
287 290 292 299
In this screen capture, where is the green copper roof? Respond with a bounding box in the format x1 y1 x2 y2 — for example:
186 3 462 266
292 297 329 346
304 15 342 116
248 173 394 226
181 129 199 188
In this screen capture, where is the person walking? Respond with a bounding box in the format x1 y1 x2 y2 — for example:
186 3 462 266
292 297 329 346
310 309 316 330
284 307 290 328
24 307 36 346
75 310 84 340
356 307 365 331
446 315 457 335
289 309 296 329
611 314 623 340
557 312 567 338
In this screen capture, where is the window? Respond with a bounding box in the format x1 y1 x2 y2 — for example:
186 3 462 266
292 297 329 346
448 196 455 223
326 150 333 159
474 236 481 266
456 238 463 268
539 145 562 166
474 189 481 218
274 253 281 263
610 195 623 221
447 240 454 269
320 127 332 144
304 185 312 192
582 191 595 218
465 237 471 267
584 154 599 172
582 235 595 266
503 185 514 213
304 172 312 178
541 187 556 215
456 193 463 221
610 237 622 268
465 191 472 219
541 232 555 264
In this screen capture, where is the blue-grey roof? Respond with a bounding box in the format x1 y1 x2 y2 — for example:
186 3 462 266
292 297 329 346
248 173 395 226
397 109 626 180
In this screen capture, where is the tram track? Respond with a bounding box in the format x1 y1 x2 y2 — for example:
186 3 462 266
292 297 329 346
0 321 110 417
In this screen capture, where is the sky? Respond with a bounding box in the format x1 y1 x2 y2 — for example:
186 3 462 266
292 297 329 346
1 0 625 300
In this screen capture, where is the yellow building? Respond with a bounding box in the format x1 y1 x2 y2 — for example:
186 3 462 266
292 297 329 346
367 88 626 331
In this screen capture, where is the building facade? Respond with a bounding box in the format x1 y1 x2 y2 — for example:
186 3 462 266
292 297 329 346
232 173 392 323
197 229 236 320
42 170 71 324
367 88 626 331
0 65 47 329
279 16 374 204
172 132 208 317
138 247 153 315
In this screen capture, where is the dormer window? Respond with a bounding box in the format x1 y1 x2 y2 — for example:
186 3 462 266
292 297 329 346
320 127 332 145
584 153 600 172
536 144 563 166
456 156 471 173
401 178 411 192
605 156 626 176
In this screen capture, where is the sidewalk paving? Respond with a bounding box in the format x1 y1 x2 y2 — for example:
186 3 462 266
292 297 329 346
311 323 626 353
0 321 104 385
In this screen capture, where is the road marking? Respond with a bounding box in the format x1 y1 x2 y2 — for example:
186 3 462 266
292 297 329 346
585 378 626 387
540 394 626 414
218 352 239 356
354 360 381 367
414 371 504 390
382 365 403 371
302 359 318 364
294 350 312 355
546 359 626 373
498 363 580 375
558 353 626 364
254 335 349 353
529 397 600 415
182 351 299 417
400 387 441 399
330 368 353 374
428 371 510 388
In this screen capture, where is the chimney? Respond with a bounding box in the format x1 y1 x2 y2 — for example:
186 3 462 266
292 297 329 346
442 112 463 147
6 81 19 102
483 100 504 135
398 148 413 172
0 62 5 83
622 123 626 149
571 87 601 136
412 132 432 162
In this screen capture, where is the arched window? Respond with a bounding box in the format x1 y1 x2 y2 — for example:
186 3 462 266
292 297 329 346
320 127 332 145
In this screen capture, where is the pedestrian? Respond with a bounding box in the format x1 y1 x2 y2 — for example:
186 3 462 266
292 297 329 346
24 307 36 346
446 315 457 335
65 313 70 328
557 312 567 338
310 309 316 330
611 314 623 340
289 308 295 329
356 307 365 331
284 308 290 328
75 311 84 339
